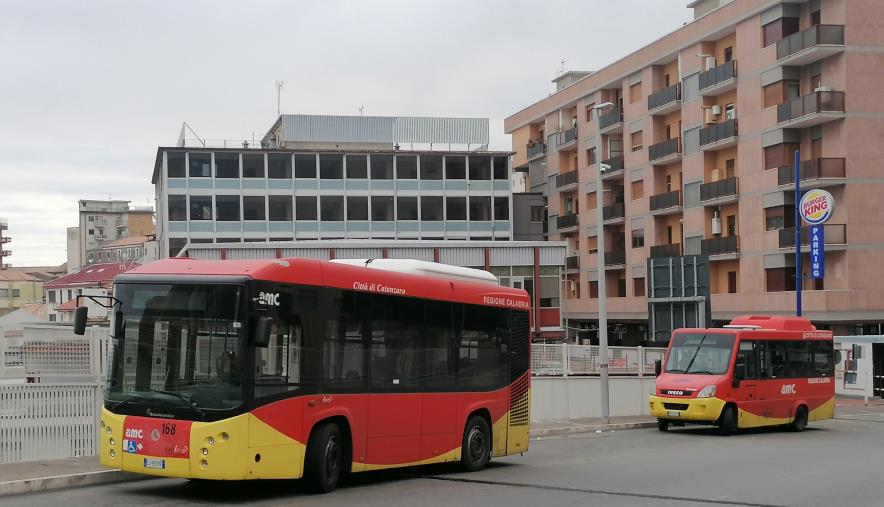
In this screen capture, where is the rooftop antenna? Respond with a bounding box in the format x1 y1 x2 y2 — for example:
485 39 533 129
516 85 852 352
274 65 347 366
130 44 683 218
359 105 364 116
559 59 567 75
275 80 284 116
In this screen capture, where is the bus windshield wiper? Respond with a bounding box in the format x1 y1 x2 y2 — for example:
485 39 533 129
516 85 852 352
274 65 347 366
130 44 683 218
686 369 717 375
682 335 708 374
665 368 686 373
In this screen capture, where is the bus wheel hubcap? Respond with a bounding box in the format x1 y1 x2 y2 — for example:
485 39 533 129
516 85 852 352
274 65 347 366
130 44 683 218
325 436 340 477
468 427 485 461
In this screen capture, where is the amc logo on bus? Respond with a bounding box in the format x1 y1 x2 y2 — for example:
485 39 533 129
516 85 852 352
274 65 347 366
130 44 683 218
781 384 797 395
256 292 280 307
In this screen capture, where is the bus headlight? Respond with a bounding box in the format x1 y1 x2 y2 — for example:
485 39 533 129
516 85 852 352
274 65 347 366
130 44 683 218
697 385 716 398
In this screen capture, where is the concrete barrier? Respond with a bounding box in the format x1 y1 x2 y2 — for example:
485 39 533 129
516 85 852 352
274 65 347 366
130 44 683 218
531 376 656 421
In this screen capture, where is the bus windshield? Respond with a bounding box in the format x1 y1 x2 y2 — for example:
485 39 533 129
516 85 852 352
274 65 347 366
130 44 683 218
106 283 245 416
664 333 736 375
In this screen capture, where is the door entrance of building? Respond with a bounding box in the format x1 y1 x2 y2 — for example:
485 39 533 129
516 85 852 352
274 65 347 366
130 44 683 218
873 343 884 398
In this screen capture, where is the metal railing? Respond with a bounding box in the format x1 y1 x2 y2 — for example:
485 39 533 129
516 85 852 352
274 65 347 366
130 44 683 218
605 250 626 266
648 83 681 110
650 243 681 258
566 255 580 271
701 235 739 255
699 119 737 146
700 177 738 201
649 138 681 161
777 158 846 185
603 202 625 221
556 170 579 189
600 155 624 174
531 344 667 377
178 137 264 149
557 213 579 230
558 127 578 146
650 190 681 211
599 108 623 130
777 91 845 123
527 143 547 159
778 224 847 248
777 24 845 60
699 60 736 91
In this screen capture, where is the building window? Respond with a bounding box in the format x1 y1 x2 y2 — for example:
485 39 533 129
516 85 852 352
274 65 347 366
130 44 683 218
421 196 443 221
587 147 596 165
631 229 644 248
728 271 738 293
268 196 293 221
188 153 211 177
397 196 418 220
370 154 393 180
811 9 821 26
629 82 643 104
421 155 443 180
469 196 492 221
539 267 560 307
48 291 56 303
585 103 595 122
765 205 794 231
49 314 57 322
215 195 240 221
630 131 643 152
371 196 394 221
189 196 213 220
493 157 508 180
295 196 317 221
243 196 265 220
446 197 467 220
469 156 491 180
493 197 509 221
588 281 599 299
320 196 344 221
445 156 466 179
215 153 239 178
631 180 644 200
762 17 799 47
347 196 368 220
294 154 316 179
396 155 418 179
633 277 645 297
617 278 627 298
346 155 367 179
530 206 546 223
319 154 344 179
168 195 186 221
724 46 733 62
268 153 292 178
242 153 265 178
766 267 796 292
167 152 186 178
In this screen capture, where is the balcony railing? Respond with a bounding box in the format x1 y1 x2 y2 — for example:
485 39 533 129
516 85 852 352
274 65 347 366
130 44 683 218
566 255 580 271
600 155 624 173
605 250 626 266
701 235 739 256
776 91 845 123
649 138 681 162
557 213 579 230
777 158 846 186
650 190 681 211
556 170 579 189
699 119 737 146
603 202 625 221
558 127 578 146
648 83 681 111
599 108 623 130
778 224 847 248
777 25 845 60
650 243 681 258
699 60 736 91
527 143 547 159
700 177 738 201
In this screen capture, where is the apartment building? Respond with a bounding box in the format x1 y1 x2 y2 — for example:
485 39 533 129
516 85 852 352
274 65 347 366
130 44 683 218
71 200 155 272
507 0 884 341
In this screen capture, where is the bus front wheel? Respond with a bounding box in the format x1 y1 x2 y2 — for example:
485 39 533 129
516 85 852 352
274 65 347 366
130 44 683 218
461 415 491 472
718 405 737 436
304 422 344 493
789 406 808 432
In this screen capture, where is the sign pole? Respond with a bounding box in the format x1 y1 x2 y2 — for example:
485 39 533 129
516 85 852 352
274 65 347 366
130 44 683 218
794 150 802 317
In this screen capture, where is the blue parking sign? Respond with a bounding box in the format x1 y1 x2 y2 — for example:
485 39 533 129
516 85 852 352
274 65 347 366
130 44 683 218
810 225 824 279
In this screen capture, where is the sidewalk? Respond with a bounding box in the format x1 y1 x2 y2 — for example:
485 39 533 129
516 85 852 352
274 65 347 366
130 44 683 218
530 415 656 437
0 456 143 497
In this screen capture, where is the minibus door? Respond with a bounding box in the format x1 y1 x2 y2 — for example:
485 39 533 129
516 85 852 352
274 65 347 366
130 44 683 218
734 340 762 427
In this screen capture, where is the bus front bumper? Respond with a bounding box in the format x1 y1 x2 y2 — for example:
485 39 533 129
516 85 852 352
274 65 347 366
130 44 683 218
648 395 726 423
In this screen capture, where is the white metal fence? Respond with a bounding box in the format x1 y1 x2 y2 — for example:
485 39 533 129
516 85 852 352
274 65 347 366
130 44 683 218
531 344 666 377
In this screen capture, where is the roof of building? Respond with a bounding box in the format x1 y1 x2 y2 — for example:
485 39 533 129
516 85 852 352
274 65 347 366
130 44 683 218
98 236 152 249
0 303 47 326
0 269 36 282
44 261 139 289
56 298 79 311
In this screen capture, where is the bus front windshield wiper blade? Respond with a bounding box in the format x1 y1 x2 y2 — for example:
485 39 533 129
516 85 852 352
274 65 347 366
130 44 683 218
665 368 686 373
686 369 717 375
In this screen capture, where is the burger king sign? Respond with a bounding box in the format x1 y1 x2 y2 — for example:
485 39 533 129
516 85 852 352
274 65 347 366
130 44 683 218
798 189 835 225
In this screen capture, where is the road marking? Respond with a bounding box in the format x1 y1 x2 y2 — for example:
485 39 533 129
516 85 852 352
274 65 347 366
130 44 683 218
411 474 792 507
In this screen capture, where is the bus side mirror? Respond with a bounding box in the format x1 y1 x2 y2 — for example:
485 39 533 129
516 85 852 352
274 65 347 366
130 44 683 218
253 316 272 348
834 350 842 364
654 360 662 377
74 306 88 335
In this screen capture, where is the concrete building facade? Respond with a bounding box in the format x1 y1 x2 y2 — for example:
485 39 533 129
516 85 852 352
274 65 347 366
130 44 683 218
507 0 884 340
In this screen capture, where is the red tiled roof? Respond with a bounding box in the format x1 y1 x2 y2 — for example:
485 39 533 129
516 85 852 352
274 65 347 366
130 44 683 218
0 269 37 282
56 299 79 311
44 261 139 289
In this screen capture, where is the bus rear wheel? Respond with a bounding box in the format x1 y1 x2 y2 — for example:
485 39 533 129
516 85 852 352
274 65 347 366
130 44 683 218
789 406 808 432
718 405 737 436
304 422 344 494
461 415 491 472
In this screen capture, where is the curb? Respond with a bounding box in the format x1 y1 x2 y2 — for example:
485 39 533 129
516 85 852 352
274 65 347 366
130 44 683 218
0 469 149 498
530 420 657 437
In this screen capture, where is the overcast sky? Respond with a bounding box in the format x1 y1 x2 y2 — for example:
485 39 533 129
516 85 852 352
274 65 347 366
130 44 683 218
0 0 691 267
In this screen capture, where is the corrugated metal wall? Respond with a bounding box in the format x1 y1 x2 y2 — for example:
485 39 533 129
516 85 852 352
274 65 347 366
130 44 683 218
439 247 485 267
387 247 435 262
225 248 276 260
279 115 489 146
490 247 533 266
335 248 384 259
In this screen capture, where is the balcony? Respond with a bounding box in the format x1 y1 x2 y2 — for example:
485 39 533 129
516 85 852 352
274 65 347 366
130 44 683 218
557 127 578 151
556 213 579 233
777 25 845 66
699 60 737 96
648 83 681 115
556 170 579 191
650 243 681 258
649 138 681 165
699 177 739 206
776 91 845 129
566 255 580 272
778 224 847 250
604 250 626 267
699 119 738 151
599 108 624 134
777 158 846 189
649 190 682 216
527 142 547 161
602 202 625 224
701 235 739 258
598 156 625 181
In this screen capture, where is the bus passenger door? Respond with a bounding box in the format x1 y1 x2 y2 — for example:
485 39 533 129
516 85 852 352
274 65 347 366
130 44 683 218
734 340 762 428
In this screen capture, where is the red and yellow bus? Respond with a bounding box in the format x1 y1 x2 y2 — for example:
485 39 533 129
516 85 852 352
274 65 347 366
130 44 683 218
76 257 531 492
649 315 835 435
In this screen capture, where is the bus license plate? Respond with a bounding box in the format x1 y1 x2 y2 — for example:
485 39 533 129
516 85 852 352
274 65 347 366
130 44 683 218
667 410 681 418
143 458 166 470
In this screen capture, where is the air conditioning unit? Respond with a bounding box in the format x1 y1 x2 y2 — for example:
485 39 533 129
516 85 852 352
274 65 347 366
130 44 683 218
710 169 721 181
704 108 717 125
711 105 722 116
712 211 722 236
705 56 717 71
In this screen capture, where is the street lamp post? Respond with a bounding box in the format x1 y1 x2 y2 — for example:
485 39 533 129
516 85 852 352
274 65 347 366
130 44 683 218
593 101 614 426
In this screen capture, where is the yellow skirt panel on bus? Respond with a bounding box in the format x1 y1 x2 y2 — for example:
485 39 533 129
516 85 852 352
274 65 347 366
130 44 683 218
648 395 726 422
809 397 835 421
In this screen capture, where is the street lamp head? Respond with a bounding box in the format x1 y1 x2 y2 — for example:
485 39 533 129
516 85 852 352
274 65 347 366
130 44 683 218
599 163 612 174
594 102 615 111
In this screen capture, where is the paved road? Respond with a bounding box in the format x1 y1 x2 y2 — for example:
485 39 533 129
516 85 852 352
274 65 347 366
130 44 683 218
5 413 884 507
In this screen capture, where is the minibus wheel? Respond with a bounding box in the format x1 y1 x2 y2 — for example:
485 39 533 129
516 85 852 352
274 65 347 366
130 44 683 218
717 405 737 436
789 406 808 432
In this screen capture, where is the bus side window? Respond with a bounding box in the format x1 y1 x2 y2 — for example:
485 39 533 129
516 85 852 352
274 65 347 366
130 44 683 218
737 341 758 380
768 341 787 378
757 341 771 379
812 341 834 377
423 300 456 390
785 340 812 378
